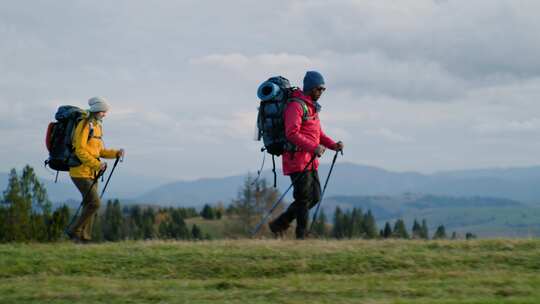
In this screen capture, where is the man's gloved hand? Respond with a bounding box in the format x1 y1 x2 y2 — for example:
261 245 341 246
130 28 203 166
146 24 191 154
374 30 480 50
314 145 326 157
335 141 344 152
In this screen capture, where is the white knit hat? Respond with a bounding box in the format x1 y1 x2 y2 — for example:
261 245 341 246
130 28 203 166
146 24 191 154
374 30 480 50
88 96 110 113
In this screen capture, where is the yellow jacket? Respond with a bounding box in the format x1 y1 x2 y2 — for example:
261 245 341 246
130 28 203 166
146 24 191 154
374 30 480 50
69 116 119 178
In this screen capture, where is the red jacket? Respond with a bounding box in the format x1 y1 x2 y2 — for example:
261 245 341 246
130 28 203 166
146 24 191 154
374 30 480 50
282 90 337 175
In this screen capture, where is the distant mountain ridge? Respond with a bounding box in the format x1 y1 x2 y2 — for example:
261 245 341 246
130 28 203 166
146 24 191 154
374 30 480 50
135 162 540 206
2 162 540 206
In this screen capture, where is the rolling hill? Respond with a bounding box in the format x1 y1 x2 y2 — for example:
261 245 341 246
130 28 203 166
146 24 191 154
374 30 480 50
135 162 540 206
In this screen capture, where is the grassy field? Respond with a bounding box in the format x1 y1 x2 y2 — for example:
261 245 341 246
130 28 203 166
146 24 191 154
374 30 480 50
1 239 540 303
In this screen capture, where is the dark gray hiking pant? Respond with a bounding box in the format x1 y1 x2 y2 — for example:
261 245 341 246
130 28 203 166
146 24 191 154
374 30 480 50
274 170 321 239
70 177 100 240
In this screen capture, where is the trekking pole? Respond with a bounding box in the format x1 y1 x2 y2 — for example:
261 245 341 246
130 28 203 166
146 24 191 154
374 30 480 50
100 156 121 199
308 149 341 235
251 148 266 186
65 167 107 233
251 154 317 237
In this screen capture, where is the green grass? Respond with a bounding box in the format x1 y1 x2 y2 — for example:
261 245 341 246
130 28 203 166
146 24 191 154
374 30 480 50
1 239 540 303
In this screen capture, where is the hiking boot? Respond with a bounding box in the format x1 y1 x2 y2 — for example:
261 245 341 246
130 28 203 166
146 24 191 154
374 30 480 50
268 222 283 238
295 229 306 240
65 229 76 240
66 230 85 243
269 219 289 238
77 238 92 245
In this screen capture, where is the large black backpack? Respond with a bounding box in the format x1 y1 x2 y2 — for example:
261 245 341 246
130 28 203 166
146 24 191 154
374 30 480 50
45 106 89 173
256 76 308 156
255 76 309 186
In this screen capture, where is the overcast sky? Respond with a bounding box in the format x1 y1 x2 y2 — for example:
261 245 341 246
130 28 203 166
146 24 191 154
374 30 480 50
2 0 540 182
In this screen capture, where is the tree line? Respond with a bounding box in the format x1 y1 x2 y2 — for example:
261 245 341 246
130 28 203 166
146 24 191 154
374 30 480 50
223 175 469 240
0 166 68 242
305 207 454 240
0 166 210 242
90 200 210 241
0 166 475 242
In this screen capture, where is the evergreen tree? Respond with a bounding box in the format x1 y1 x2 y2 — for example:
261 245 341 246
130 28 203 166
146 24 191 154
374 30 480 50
91 212 104 242
103 199 124 241
332 206 345 239
350 208 364 238
200 204 215 220
392 219 409 239
171 208 190 239
465 232 477 240
30 212 48 242
383 222 392 239
158 208 190 240
433 225 447 239
142 208 156 239
47 205 70 241
1 169 27 241
181 207 199 219
191 224 203 240
312 209 328 237
158 220 169 239
1 166 51 242
102 200 113 240
128 205 144 239
411 219 422 239
420 219 429 240
0 205 6 241
342 211 352 238
20 166 51 215
363 210 378 239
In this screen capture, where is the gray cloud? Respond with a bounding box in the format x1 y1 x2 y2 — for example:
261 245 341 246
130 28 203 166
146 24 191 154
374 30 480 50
1 0 540 180
286 0 540 80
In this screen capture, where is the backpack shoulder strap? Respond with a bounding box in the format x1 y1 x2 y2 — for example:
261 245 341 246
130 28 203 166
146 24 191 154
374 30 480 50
88 120 95 139
287 98 311 121
75 117 94 141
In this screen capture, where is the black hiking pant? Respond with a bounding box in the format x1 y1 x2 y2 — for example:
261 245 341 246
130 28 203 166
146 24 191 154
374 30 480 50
274 170 321 239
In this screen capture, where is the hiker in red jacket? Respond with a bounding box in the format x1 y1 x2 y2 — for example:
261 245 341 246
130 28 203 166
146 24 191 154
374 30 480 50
269 71 344 239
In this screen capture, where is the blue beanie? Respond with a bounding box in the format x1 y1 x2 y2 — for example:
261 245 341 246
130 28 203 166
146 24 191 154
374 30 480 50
303 71 325 92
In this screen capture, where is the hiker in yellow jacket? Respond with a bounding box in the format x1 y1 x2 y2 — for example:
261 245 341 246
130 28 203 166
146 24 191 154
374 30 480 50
67 97 124 242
